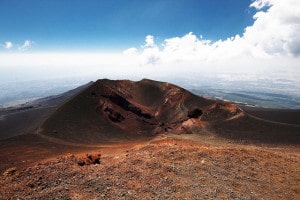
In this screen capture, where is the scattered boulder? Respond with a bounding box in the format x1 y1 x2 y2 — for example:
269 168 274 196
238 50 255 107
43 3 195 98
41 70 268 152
77 154 101 166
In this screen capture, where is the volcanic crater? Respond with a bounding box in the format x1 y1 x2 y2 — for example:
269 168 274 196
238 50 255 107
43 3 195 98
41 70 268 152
1 79 300 199
41 79 242 143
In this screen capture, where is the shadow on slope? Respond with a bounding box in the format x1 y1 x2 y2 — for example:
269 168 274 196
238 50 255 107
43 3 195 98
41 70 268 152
41 79 242 144
0 82 92 140
41 79 300 145
211 114 300 145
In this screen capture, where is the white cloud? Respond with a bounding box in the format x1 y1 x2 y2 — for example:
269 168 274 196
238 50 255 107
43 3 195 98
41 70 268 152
0 53 128 67
18 40 33 51
144 35 155 48
123 0 300 66
123 47 138 56
245 0 300 56
1 0 299 85
250 0 272 9
124 36 161 65
0 52 147 82
4 41 13 49
141 36 161 65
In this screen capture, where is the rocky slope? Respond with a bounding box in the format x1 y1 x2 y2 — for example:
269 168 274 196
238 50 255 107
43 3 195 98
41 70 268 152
41 79 242 143
1 138 299 199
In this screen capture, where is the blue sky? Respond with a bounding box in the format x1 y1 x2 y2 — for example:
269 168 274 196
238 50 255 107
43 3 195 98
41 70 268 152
0 0 299 108
0 0 299 87
0 0 254 51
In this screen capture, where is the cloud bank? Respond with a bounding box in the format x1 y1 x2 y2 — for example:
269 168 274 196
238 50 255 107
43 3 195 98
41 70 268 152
123 0 300 67
0 0 299 84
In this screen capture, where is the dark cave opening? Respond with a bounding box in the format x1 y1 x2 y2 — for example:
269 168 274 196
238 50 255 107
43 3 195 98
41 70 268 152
187 108 203 118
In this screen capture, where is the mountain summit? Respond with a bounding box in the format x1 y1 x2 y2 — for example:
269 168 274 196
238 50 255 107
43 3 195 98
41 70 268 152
41 79 242 143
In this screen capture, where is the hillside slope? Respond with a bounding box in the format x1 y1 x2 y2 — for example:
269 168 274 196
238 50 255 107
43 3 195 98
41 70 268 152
40 79 300 145
41 79 242 143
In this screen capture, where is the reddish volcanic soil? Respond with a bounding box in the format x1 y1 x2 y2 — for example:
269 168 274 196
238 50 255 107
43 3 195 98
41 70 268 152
41 79 243 144
1 79 300 199
1 137 299 199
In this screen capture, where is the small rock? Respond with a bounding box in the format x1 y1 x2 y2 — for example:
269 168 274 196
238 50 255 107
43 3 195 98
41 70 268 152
77 153 101 166
2 167 17 176
77 160 85 166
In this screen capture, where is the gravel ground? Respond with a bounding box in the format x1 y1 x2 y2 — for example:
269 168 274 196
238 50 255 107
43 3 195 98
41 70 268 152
1 138 300 200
